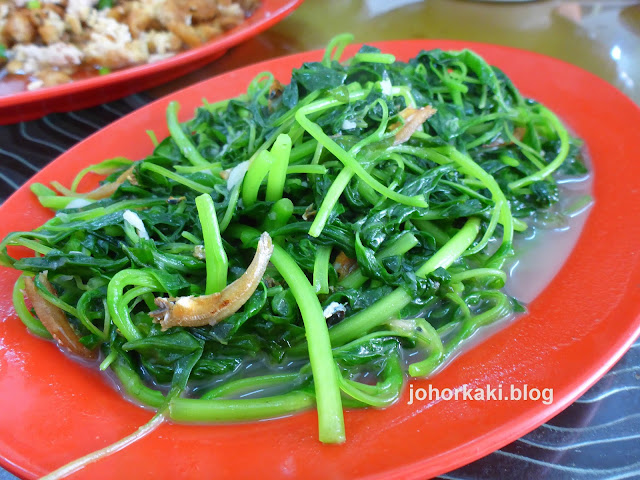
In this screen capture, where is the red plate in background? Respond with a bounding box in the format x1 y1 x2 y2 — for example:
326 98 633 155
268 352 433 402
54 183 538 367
0 40 639 479
0 0 303 124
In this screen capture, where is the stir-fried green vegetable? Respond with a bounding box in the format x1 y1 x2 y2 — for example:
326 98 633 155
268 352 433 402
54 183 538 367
0 34 587 445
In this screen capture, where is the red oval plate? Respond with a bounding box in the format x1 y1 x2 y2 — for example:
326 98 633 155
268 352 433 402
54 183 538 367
0 40 639 480
0 0 303 125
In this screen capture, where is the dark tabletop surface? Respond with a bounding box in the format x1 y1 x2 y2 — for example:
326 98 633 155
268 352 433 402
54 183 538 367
1 0 640 478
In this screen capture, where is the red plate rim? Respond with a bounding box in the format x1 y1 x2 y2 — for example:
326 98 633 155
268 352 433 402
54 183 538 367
0 40 639 480
0 0 304 122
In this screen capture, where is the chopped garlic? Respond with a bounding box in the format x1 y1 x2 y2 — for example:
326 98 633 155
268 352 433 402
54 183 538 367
227 160 250 191
341 119 357 130
323 302 346 319
380 71 392 96
65 198 93 209
123 209 149 239
193 245 206 260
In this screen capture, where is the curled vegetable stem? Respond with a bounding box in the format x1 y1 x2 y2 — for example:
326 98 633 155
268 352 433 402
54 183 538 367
70 157 133 192
25 274 96 359
266 134 292 202
262 198 294 232
388 318 444 377
350 52 396 65
112 355 165 407
141 163 212 194
309 167 353 238
234 226 345 444
219 183 240 233
322 33 354 66
114 350 313 421
107 270 165 342
436 147 514 250
242 150 274 207
508 106 570 190
440 291 513 363
166 101 209 167
465 199 504 256
196 193 228 294
416 217 481 277
313 245 332 294
337 352 403 407
286 165 327 175
201 372 304 400
450 268 507 287
268 244 345 443
170 391 315 422
13 275 51 339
